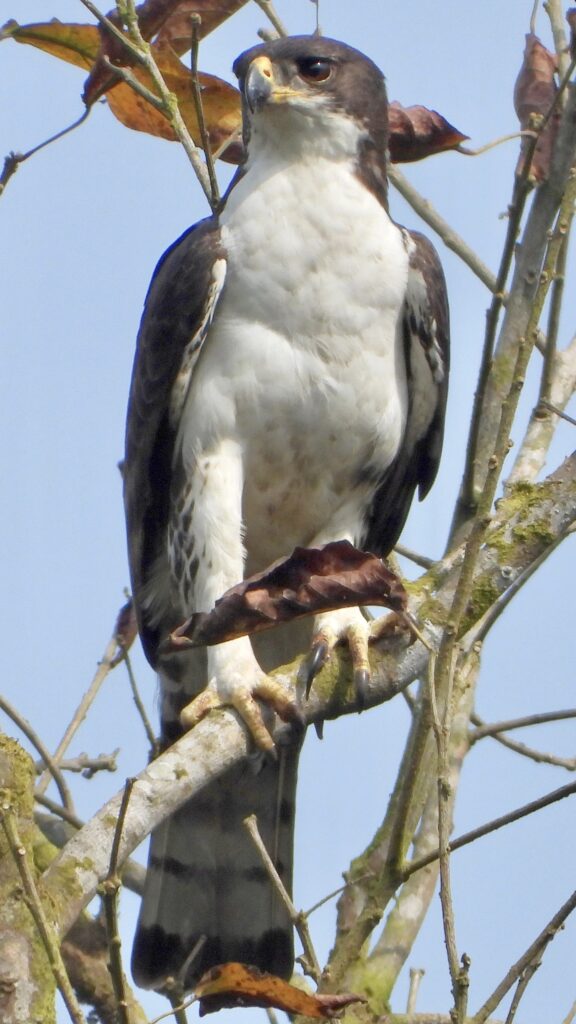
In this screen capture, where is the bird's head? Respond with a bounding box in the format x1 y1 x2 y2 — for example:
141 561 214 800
233 35 389 173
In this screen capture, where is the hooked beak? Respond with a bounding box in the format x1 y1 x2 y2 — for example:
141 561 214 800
245 55 275 113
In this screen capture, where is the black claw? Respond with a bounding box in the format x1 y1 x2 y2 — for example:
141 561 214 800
314 720 324 740
302 641 329 698
354 668 371 711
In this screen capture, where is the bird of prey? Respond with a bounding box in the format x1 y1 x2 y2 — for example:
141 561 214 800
125 34 449 993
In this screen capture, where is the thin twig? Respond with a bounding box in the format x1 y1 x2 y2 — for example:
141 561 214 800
388 165 497 293
470 708 576 741
561 999 576 1024
253 0 289 37
0 108 91 197
0 694 73 811
504 951 542 1024
458 129 536 158
395 543 435 570
120 645 158 754
243 814 321 983
539 399 576 426
36 631 120 798
35 751 120 778
80 0 214 206
471 889 576 1023
148 996 196 1024
190 15 220 211
405 780 576 880
102 778 136 1024
0 802 87 1024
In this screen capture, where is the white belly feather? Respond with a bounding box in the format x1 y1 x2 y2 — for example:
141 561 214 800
179 151 409 576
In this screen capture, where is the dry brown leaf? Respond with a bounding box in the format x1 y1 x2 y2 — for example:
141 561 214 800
3 20 100 70
154 0 249 53
162 540 407 653
514 33 559 183
83 0 247 106
114 598 138 652
106 44 241 156
195 962 366 1017
389 102 468 162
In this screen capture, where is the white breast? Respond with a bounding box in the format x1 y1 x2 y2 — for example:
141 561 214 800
179 135 410 570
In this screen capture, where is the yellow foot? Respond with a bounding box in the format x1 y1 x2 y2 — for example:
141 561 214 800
302 607 373 708
180 663 303 753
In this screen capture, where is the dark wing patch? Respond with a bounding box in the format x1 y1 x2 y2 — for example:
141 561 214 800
363 229 449 557
124 217 226 664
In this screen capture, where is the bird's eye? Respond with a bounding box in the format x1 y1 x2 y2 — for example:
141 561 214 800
297 57 333 83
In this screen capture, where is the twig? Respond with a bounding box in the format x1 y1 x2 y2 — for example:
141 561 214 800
458 129 536 158
190 15 220 211
407 968 426 1014
471 889 576 1023
79 0 214 206
0 109 91 197
35 751 120 778
35 793 84 829
120 645 158 754
148 996 196 1024
36 630 121 798
405 780 576 880
388 165 497 293
0 693 74 811
470 708 576 741
101 778 136 1024
503 951 542 1024
395 543 435 570
0 802 87 1024
470 709 576 770
243 814 321 983
540 398 576 426
253 0 289 37
561 1000 576 1024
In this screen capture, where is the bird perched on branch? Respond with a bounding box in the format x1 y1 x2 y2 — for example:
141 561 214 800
124 34 449 993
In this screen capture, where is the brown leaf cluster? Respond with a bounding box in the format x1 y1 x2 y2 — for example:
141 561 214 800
514 32 559 183
195 962 366 1017
5 12 467 166
163 541 407 653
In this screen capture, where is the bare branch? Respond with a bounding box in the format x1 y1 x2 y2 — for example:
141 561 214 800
388 165 497 293
36 630 121 798
0 694 74 811
243 814 321 982
471 889 576 1023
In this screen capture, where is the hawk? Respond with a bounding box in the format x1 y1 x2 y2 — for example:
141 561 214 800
125 35 449 992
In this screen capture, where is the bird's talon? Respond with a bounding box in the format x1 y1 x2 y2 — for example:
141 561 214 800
302 640 330 697
354 668 371 710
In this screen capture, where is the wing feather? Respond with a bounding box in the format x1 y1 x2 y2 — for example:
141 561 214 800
363 229 449 555
124 217 226 663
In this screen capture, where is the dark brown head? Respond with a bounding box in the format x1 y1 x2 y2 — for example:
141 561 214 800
233 36 389 203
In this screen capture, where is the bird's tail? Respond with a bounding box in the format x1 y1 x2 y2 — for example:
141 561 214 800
132 659 300 991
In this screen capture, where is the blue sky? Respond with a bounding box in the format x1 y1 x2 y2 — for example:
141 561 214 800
2 2 575 1022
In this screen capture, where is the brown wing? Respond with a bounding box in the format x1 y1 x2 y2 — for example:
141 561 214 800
124 216 226 664
363 229 450 556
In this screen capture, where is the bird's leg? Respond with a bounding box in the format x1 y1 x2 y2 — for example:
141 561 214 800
175 441 301 751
